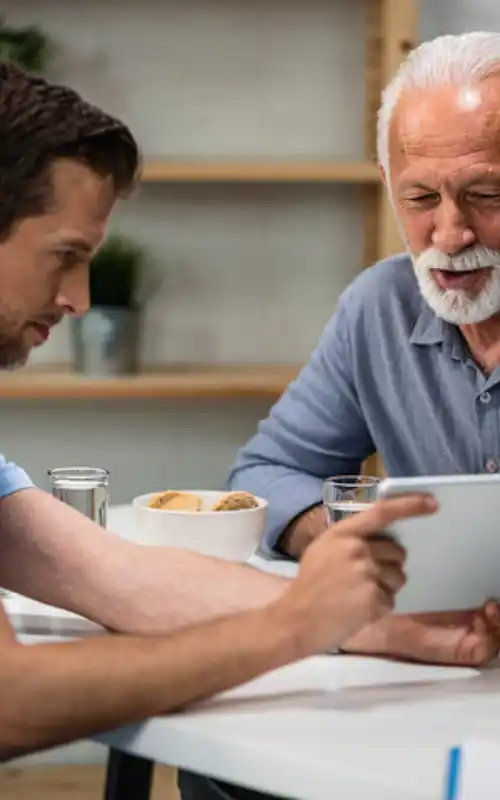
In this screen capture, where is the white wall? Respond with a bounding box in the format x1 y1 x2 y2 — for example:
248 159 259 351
3 0 500 768
420 0 500 39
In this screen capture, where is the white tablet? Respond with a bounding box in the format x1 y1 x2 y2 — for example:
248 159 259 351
377 474 500 614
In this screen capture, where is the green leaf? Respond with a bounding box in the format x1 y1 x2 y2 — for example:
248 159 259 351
89 234 150 309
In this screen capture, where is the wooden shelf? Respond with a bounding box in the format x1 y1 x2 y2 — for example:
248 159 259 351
0 365 301 401
141 160 380 184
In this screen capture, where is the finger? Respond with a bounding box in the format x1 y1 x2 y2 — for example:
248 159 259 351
362 557 407 595
374 564 407 595
473 612 489 637
472 614 489 642
372 581 399 616
365 494 438 534
368 538 406 565
331 494 438 540
467 610 500 665
483 600 500 635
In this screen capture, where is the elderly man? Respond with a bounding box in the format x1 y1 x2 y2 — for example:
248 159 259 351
178 28 500 800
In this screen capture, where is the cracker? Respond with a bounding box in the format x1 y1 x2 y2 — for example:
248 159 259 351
212 491 259 511
148 491 202 512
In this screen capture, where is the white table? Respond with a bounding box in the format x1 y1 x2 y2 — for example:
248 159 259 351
7 505 500 800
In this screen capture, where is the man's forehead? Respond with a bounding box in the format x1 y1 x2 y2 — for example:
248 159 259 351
12 214 108 255
389 78 500 160
49 159 116 219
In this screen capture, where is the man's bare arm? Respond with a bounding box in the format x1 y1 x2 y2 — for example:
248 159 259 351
0 605 16 643
0 495 428 762
0 602 300 762
278 505 326 559
0 488 287 634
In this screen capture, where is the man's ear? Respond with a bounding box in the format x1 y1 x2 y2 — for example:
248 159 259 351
379 164 387 187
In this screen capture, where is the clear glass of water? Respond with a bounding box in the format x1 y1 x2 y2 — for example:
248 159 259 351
323 475 381 524
48 466 109 528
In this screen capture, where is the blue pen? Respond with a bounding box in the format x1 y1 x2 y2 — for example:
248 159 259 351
445 747 462 800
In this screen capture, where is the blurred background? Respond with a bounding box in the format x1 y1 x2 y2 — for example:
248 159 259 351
0 0 498 796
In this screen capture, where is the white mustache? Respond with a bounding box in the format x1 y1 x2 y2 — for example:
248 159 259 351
415 246 500 273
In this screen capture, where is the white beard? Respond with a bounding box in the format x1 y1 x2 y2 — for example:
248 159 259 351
411 246 500 325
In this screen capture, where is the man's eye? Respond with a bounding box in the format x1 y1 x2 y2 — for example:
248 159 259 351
404 193 438 208
57 252 79 269
409 194 436 203
468 192 500 201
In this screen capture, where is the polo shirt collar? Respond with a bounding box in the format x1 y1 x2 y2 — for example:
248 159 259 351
409 304 444 346
410 302 466 361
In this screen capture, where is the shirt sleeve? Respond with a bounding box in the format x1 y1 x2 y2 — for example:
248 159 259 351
227 297 375 555
0 454 34 499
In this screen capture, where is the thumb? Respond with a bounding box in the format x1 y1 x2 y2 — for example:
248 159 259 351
405 621 493 667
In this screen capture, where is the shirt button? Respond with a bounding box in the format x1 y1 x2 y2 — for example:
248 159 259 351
480 391 492 404
485 458 499 473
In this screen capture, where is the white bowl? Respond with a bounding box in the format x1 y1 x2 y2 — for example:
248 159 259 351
132 490 268 562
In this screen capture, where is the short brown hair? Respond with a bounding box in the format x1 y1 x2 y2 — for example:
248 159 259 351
0 62 140 238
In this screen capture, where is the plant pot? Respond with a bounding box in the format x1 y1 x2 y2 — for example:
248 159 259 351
71 307 141 376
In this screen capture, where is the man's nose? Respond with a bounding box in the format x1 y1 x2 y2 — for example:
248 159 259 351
55 267 90 317
431 199 475 255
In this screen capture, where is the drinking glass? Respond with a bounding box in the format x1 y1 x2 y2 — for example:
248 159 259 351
323 475 380 524
48 466 109 528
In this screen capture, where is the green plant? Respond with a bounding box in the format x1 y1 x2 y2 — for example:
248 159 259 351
0 18 51 73
89 234 150 310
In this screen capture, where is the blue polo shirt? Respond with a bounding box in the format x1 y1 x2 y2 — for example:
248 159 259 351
228 254 500 554
0 455 33 499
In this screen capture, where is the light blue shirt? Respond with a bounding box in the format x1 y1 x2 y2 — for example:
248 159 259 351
0 454 33 499
228 254 500 555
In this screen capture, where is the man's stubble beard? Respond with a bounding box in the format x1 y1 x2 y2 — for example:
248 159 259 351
0 313 31 369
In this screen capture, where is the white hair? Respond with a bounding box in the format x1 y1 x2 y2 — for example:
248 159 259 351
377 31 500 179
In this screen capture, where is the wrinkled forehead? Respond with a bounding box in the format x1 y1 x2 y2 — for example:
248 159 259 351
389 76 500 168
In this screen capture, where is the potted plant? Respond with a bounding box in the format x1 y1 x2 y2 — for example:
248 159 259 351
0 17 51 73
72 234 152 376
